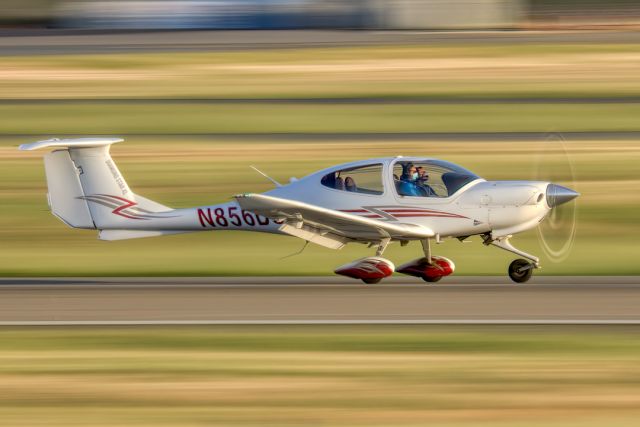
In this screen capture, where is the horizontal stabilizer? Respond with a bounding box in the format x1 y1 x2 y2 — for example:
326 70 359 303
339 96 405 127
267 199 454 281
19 137 123 151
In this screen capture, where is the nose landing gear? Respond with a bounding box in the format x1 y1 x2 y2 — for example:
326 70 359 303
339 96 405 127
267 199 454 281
483 234 539 283
508 259 534 283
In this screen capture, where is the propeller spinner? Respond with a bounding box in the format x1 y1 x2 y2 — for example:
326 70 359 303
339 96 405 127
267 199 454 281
535 134 579 263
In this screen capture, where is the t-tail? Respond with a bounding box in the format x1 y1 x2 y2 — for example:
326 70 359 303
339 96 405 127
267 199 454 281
20 138 281 240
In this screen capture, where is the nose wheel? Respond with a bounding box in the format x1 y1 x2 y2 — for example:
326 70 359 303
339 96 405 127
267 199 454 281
484 235 539 284
508 259 534 283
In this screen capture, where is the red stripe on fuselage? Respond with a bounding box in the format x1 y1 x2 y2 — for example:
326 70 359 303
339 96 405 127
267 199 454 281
392 213 467 218
382 208 453 213
339 206 467 220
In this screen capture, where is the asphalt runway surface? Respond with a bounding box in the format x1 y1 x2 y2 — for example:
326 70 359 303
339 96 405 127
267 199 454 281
0 276 638 325
2 29 640 55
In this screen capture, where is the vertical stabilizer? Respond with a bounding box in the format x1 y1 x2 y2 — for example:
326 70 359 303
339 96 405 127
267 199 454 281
21 138 171 229
69 144 135 227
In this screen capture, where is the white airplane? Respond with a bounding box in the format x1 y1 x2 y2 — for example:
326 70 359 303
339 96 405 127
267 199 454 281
21 137 579 284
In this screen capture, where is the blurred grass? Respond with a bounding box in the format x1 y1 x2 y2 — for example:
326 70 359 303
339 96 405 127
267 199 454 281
1 326 640 426
1 43 640 99
4 103 640 134
2 138 639 276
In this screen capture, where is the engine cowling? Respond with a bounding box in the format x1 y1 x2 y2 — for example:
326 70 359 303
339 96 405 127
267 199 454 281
397 256 455 282
334 257 395 284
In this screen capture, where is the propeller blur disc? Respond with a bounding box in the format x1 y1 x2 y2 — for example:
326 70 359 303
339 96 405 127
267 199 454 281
534 133 578 263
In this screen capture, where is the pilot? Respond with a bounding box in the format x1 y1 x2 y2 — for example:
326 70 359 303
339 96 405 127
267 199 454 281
398 164 422 196
401 164 417 181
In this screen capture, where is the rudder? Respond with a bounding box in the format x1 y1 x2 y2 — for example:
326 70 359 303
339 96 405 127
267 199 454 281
43 149 95 229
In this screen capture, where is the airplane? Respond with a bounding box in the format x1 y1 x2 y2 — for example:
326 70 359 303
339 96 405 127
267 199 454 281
20 137 579 284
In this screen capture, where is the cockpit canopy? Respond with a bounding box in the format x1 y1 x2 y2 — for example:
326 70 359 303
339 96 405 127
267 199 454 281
319 159 479 198
393 159 479 198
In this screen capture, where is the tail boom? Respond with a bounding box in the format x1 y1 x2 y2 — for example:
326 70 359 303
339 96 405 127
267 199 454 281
22 138 282 240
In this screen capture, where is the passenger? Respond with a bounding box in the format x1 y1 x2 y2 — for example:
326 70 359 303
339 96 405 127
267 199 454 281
335 176 345 191
417 167 427 182
416 166 436 196
344 176 357 192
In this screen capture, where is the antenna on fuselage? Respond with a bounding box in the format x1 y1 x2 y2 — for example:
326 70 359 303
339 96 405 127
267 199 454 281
250 165 283 188
280 240 309 259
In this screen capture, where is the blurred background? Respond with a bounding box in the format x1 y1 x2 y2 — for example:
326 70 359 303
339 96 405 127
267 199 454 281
1 2 640 427
3 0 640 30
1 0 640 276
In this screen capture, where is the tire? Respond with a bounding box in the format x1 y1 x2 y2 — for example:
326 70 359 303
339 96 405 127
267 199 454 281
508 259 533 283
422 275 442 283
362 278 382 284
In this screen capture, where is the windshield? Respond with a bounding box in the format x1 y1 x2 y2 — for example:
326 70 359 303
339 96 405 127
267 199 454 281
393 160 480 198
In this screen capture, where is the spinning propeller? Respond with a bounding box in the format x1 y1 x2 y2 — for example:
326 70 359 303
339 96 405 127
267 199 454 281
534 133 579 263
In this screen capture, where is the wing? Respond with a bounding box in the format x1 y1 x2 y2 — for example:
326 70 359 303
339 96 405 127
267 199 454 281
235 193 434 249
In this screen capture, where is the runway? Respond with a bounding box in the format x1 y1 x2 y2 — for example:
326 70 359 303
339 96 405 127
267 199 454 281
1 277 639 325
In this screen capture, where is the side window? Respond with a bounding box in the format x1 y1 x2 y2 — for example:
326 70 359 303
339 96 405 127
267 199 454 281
393 161 478 198
321 164 384 195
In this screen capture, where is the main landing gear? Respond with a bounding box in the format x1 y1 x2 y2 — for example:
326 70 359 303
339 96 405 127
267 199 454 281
334 238 455 284
334 238 395 284
483 234 539 284
396 239 454 283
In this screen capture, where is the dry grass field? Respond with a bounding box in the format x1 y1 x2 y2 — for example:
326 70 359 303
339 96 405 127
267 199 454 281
1 326 639 426
1 44 640 99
